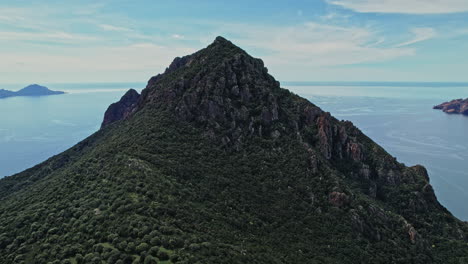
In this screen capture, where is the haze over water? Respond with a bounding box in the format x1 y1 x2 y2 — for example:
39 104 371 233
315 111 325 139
0 82 467 220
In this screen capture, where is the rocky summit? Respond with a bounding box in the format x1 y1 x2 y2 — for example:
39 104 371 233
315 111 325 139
434 98 468 115
0 37 467 264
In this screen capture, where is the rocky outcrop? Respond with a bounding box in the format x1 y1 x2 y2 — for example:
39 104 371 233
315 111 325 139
434 98 468 115
329 191 350 207
101 89 140 128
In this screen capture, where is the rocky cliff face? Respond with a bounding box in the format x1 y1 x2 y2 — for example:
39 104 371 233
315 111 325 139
101 88 140 128
0 37 466 263
434 98 468 115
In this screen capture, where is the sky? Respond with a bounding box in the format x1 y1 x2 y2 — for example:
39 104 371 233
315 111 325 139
1 0 468 84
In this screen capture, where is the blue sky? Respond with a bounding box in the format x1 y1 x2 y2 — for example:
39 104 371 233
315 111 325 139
1 0 468 83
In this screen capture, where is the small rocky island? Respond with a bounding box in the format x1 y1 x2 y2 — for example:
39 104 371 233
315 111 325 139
433 98 468 115
0 84 65 99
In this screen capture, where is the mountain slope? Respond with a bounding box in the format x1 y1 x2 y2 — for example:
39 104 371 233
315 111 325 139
0 37 467 264
0 89 15 98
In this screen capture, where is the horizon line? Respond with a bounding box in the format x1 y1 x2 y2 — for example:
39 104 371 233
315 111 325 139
2 81 468 84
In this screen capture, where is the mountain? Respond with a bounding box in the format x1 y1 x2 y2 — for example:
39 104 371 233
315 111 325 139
0 84 64 99
0 37 467 264
434 98 468 115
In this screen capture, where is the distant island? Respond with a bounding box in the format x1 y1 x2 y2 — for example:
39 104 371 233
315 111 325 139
434 98 468 115
0 84 65 99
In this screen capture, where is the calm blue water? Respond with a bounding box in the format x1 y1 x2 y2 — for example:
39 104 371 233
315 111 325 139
0 83 144 178
0 82 467 220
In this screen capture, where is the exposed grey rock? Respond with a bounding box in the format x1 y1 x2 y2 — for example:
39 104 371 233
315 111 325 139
101 89 140 128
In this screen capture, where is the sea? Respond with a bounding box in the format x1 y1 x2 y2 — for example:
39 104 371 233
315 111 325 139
0 82 467 220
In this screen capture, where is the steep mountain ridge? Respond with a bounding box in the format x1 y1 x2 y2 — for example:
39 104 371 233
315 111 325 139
0 37 467 264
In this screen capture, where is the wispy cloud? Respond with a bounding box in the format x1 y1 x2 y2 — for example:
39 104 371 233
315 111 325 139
395 28 436 47
0 7 45 30
0 42 197 82
0 31 99 43
0 17 419 82
0 1 464 83
321 13 339 20
328 0 468 14
171 34 185 39
99 24 133 32
220 22 414 67
72 2 106 16
320 12 351 21
185 21 420 81
0 14 24 23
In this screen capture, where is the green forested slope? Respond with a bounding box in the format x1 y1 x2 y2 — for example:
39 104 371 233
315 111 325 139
0 37 467 264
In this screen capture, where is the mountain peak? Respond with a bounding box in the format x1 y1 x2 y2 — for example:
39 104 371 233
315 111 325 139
209 36 238 49
205 35 246 55
103 37 277 129
144 37 247 90
23 84 47 90
214 35 229 43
